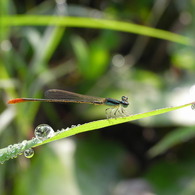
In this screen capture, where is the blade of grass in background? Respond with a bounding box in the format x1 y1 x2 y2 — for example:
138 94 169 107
148 126 195 157
2 16 192 46
21 25 66 124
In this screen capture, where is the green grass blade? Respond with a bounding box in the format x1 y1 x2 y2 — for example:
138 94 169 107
0 101 194 163
148 126 195 157
39 102 195 145
2 16 192 45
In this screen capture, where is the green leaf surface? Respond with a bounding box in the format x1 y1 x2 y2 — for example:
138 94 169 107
40 102 194 145
0 101 194 163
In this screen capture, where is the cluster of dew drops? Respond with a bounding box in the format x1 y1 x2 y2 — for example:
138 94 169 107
23 124 55 158
0 124 55 164
22 123 80 159
0 123 81 164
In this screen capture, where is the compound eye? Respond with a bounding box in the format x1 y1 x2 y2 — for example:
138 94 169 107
122 96 128 101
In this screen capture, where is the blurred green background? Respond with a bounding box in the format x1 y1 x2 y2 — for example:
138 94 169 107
1 0 195 194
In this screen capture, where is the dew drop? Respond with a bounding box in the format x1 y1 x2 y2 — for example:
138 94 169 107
34 124 54 141
21 140 27 147
71 125 76 128
7 145 13 150
55 130 61 135
24 148 34 158
61 127 69 132
191 104 195 110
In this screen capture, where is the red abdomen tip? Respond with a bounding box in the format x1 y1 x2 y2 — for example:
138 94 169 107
8 98 24 104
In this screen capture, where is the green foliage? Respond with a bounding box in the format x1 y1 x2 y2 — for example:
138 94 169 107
1 1 195 195
145 159 195 195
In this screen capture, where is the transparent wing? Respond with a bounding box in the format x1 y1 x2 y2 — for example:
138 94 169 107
45 89 105 105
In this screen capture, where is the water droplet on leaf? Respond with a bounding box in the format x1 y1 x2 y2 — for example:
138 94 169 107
24 148 34 158
71 125 76 128
65 127 69 131
191 104 195 110
34 124 54 141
